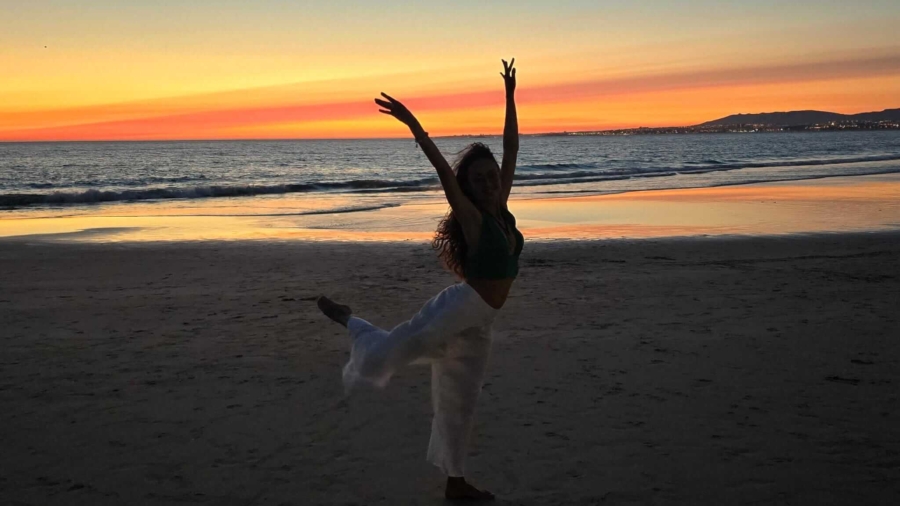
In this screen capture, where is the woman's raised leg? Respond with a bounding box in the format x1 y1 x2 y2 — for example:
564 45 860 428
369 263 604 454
340 283 496 392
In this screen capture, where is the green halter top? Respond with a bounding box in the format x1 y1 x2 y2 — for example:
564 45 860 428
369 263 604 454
464 208 524 280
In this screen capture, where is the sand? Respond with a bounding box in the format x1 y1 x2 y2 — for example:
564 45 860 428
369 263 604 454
1 234 899 505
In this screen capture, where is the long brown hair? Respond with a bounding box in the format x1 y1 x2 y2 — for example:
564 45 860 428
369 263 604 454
432 142 498 277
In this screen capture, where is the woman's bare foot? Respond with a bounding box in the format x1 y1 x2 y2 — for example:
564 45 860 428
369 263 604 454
316 296 352 327
445 477 495 502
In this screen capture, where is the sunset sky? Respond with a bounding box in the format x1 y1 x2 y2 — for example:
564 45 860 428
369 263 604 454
2 0 899 141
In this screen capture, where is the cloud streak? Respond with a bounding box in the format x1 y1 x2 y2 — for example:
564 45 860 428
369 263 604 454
3 53 899 141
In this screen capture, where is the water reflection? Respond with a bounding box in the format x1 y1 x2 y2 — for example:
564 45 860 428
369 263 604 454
2 175 899 243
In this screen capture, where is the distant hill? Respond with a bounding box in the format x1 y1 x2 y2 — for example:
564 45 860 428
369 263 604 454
698 108 900 127
849 109 900 122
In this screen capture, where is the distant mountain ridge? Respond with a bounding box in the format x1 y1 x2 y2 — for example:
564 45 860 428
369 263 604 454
698 109 900 127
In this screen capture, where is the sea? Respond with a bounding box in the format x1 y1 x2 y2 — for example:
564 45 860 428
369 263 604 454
2 131 900 213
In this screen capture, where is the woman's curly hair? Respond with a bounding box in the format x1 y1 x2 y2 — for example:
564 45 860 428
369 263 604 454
432 142 498 278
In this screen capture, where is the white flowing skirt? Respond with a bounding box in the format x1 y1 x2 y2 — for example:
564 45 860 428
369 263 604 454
344 282 498 477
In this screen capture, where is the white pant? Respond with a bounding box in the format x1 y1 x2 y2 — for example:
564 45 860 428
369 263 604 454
344 282 498 477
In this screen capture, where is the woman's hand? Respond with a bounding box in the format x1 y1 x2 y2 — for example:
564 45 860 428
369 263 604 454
500 58 516 94
374 92 421 131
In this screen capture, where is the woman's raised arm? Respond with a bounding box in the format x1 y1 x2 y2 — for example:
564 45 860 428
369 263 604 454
499 58 518 203
374 93 480 228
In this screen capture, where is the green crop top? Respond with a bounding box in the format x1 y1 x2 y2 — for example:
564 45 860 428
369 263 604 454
464 208 524 280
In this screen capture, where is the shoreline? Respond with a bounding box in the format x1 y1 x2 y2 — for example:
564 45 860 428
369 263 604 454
2 172 900 243
2 227 899 248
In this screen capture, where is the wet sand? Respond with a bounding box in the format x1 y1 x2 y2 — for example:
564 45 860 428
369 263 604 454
1 233 898 504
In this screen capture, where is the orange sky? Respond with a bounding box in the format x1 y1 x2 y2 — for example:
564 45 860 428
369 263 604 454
2 1 899 141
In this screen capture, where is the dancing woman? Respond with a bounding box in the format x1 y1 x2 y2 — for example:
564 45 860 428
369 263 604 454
317 58 521 501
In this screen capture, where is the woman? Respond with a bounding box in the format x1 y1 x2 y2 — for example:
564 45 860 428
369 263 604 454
317 58 521 501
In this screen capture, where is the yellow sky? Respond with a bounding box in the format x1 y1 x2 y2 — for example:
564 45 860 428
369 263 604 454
2 1 899 141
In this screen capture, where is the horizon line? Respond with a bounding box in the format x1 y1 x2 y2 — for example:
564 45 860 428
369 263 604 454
2 106 898 144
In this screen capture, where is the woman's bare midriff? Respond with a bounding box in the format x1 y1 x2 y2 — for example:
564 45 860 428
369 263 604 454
465 277 516 309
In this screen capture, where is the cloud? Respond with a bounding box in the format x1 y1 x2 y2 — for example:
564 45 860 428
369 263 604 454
3 52 899 141
517 53 900 102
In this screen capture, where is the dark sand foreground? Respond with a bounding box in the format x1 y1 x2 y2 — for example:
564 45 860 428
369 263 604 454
1 234 899 505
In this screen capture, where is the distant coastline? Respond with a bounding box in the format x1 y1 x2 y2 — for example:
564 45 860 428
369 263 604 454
528 108 900 136
4 108 899 143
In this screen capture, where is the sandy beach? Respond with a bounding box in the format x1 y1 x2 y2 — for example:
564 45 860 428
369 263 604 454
1 233 898 505
5 1 900 503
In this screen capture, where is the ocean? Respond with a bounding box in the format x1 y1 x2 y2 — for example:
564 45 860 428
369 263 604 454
3 131 900 241
3 131 900 212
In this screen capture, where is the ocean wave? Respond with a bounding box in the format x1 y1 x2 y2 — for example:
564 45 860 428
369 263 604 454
145 175 210 184
513 153 900 183
520 153 900 176
531 168 900 195
518 162 597 171
124 203 403 218
0 177 438 208
514 170 602 181
24 175 211 190
3 152 900 208
683 153 900 171
294 203 402 216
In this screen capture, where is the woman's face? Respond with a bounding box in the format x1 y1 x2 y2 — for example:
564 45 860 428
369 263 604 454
465 157 502 208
